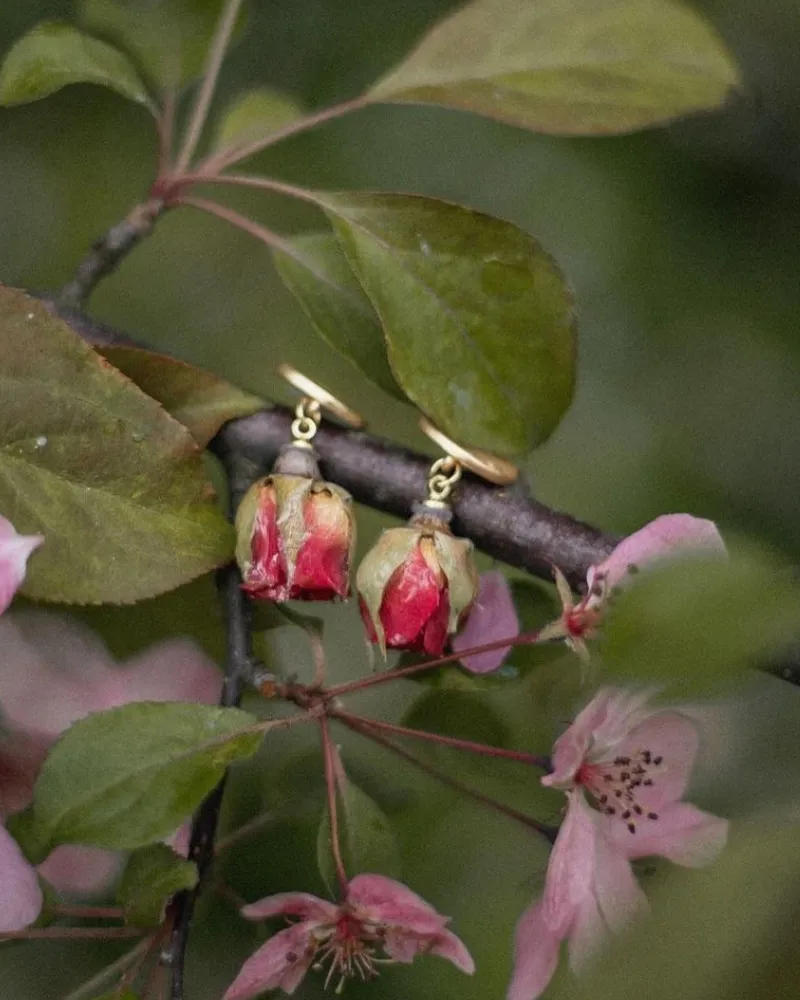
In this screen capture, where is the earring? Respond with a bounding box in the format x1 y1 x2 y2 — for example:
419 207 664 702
356 417 518 655
235 365 363 602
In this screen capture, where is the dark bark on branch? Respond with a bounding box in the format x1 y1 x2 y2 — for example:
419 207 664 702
57 201 166 310
165 447 254 1000
211 410 616 589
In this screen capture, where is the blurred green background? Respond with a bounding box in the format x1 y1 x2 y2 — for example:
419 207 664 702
1 2 799 999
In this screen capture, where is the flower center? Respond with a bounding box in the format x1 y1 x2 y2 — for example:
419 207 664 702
311 913 388 993
576 748 663 833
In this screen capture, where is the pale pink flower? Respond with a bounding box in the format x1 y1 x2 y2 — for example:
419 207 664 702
0 821 43 932
224 874 474 999
509 793 646 1000
452 571 519 673
0 611 221 897
508 688 728 1000
0 515 42 615
545 514 726 659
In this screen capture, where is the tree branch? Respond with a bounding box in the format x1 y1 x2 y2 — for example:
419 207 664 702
57 201 167 309
164 442 254 1000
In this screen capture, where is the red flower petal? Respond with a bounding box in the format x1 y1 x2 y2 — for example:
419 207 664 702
379 542 446 651
242 488 288 600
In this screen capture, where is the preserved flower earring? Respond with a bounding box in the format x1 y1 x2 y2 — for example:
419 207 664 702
357 418 518 656
235 366 362 602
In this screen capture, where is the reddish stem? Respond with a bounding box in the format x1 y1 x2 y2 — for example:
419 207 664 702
327 630 544 698
0 926 146 942
331 709 549 770
49 904 125 921
319 715 349 896
197 96 370 174
338 715 557 842
171 195 308 259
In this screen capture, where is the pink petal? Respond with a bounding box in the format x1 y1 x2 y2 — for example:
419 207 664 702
222 924 314 1000
117 639 222 706
428 927 476 973
592 514 725 593
0 613 119 738
545 690 620 786
348 874 449 934
452 572 519 674
611 802 728 867
566 891 605 973
542 793 597 934
616 711 700 810
591 822 649 933
37 844 122 897
0 823 42 931
507 900 561 1000
241 891 337 924
0 519 43 615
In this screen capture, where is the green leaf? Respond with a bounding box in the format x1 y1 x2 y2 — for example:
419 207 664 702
27 703 262 855
316 773 400 892
600 545 800 694
0 286 234 604
0 22 154 111
81 0 248 90
117 844 198 926
98 346 264 448
315 192 575 455
212 87 304 153
368 0 741 136
273 232 405 401
92 993 140 1000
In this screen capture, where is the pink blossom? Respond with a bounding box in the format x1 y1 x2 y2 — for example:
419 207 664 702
0 821 43 932
0 515 42 615
224 874 474 999
452 571 520 674
508 688 728 1000
0 611 221 897
509 793 646 1000
545 514 726 658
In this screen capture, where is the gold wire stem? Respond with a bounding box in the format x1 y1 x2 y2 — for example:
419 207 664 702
291 398 322 445
419 417 518 486
426 455 462 505
278 364 365 429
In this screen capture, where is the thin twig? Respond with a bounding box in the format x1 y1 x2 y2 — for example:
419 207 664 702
339 715 558 843
61 934 156 1000
49 904 125 921
331 709 549 769
0 926 146 942
175 172 322 208
175 0 245 173
173 195 305 257
165 444 255 1000
327 630 545 698
155 89 177 180
319 715 349 896
197 96 370 174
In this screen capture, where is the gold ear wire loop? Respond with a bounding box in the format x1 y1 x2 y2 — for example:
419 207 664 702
278 364 365 430
419 417 519 487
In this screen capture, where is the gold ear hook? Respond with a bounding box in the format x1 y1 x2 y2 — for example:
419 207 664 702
278 364 365 430
419 417 519 487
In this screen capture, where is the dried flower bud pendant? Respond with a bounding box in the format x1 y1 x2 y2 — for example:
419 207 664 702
357 419 517 655
234 367 361 603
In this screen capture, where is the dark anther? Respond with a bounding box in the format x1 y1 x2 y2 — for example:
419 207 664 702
653 756 663 765
643 779 653 786
633 805 643 816
627 822 637 834
622 810 632 820
647 812 659 820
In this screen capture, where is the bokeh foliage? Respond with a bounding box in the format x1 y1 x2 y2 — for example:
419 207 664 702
0 2 799 999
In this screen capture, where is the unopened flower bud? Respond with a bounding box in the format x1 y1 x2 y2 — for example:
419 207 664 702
357 521 478 655
235 474 355 602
